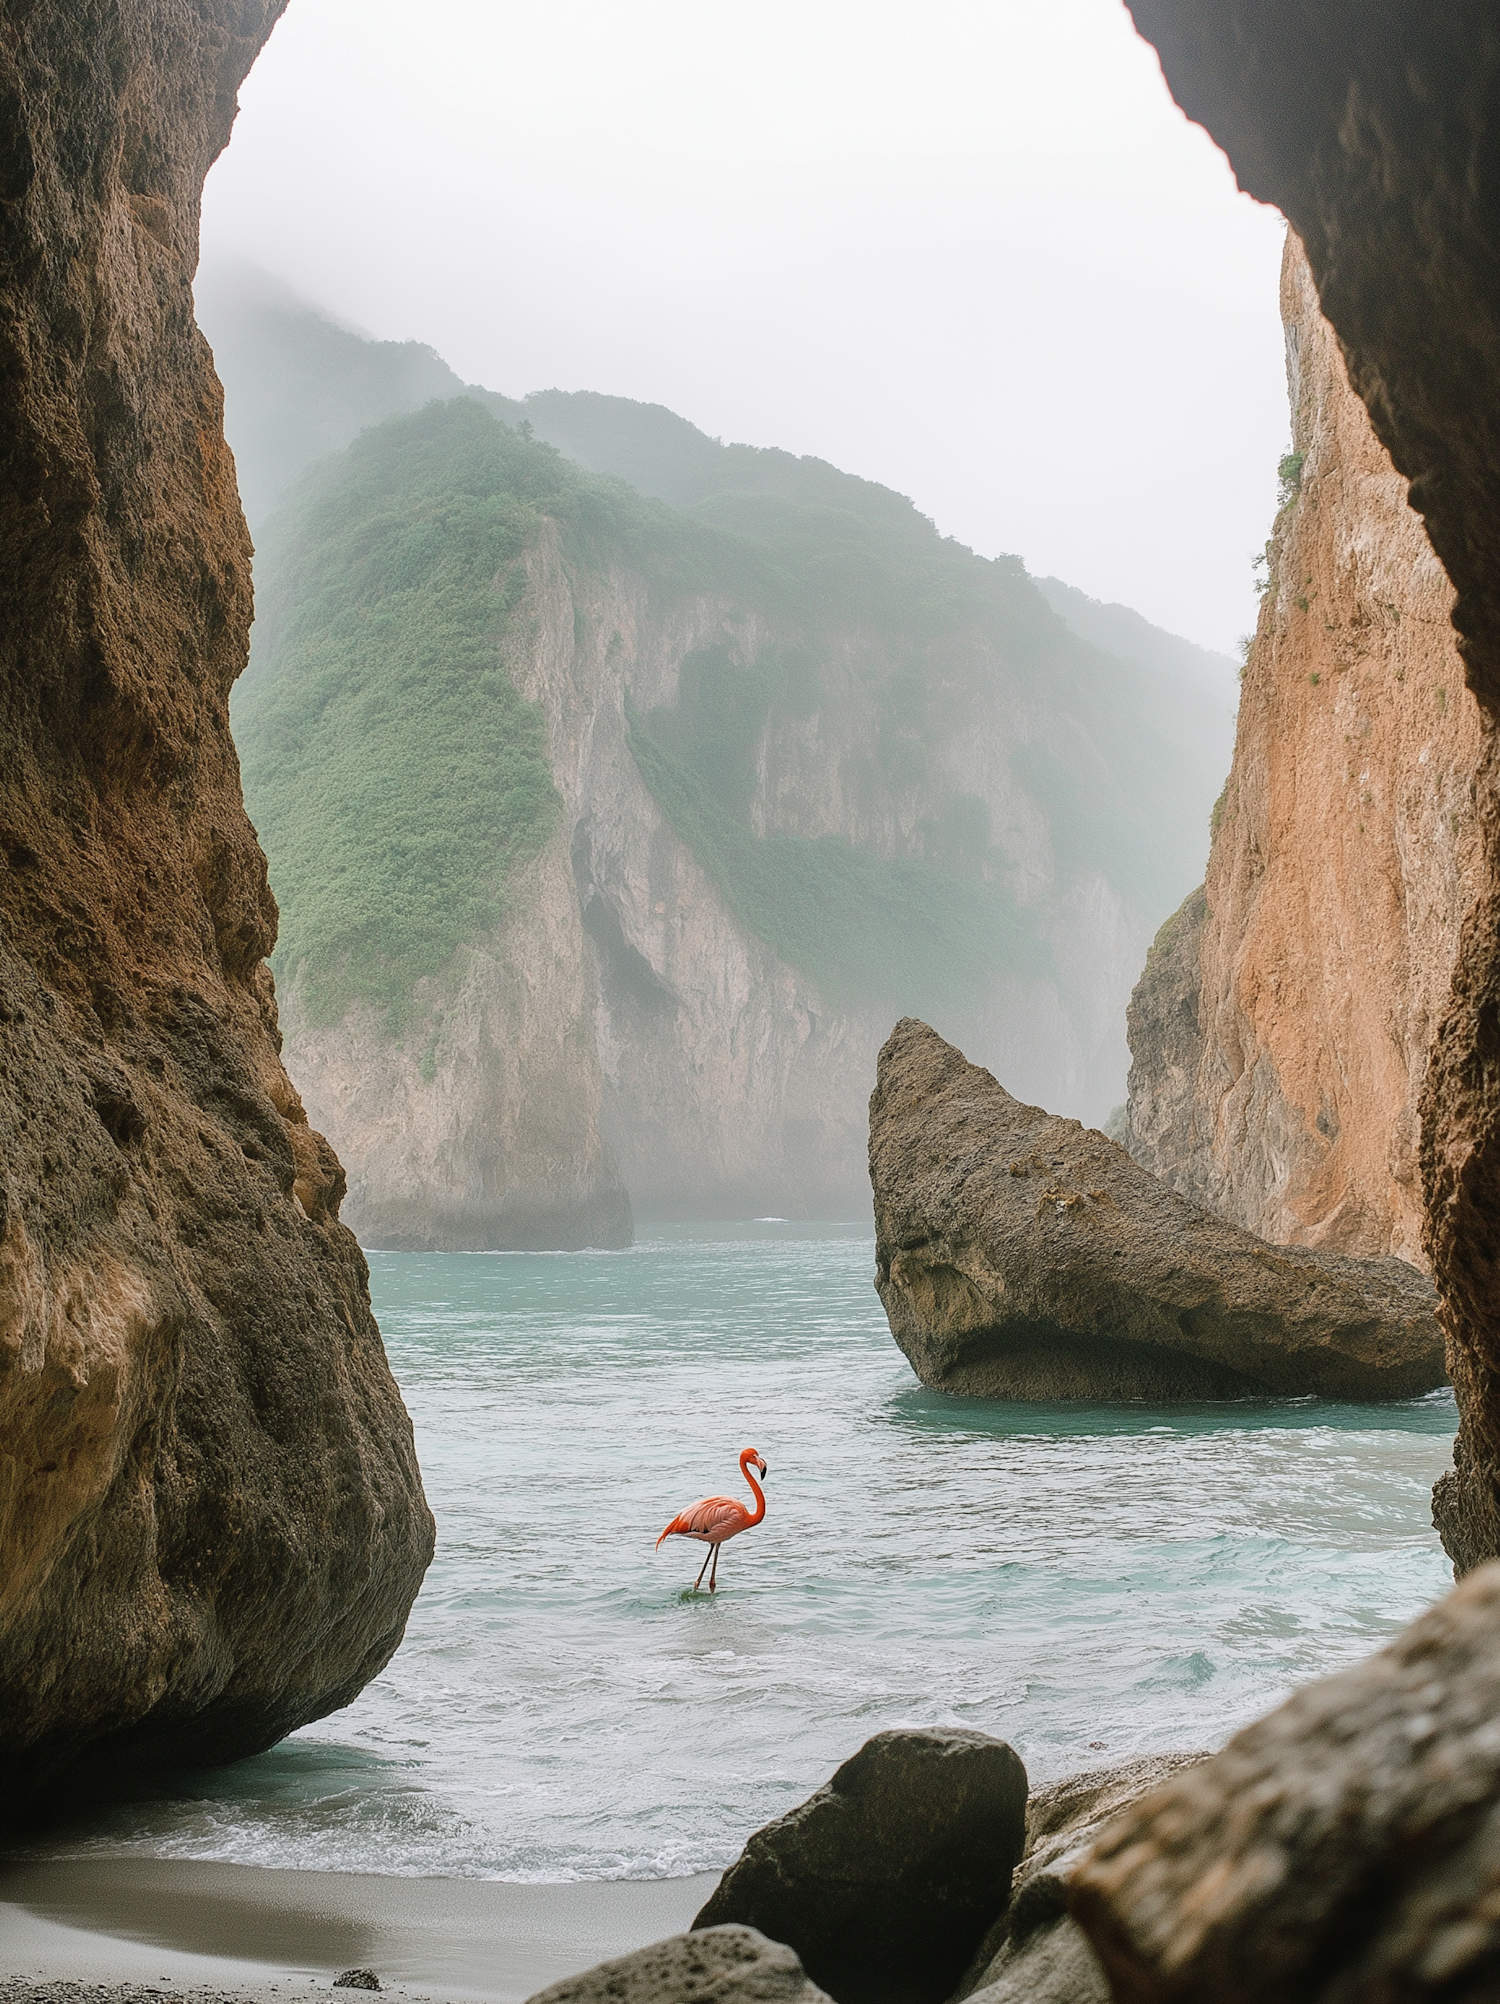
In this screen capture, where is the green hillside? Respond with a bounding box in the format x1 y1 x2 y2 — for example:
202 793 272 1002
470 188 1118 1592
235 404 563 1025
220 278 1235 1035
236 400 1064 1024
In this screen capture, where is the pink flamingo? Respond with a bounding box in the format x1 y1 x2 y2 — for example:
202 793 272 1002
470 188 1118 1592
656 1448 768 1592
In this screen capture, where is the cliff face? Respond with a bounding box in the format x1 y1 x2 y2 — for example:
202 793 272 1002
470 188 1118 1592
1124 234 1488 1266
269 505 1140 1235
231 379 1235 1244
0 1 433 1813
1063 8 1500 1993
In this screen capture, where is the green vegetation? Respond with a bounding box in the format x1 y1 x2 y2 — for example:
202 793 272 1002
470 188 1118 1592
234 382 1217 1033
1277 450 1306 508
234 402 572 1025
628 651 1047 1014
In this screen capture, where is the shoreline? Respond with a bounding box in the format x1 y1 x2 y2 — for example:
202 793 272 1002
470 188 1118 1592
0 1859 720 2004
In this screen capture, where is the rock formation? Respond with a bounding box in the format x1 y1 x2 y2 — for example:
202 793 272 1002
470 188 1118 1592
211 286 1239 1245
0 0 433 1816
1124 0 1500 1576
1122 233 1487 1266
1041 2 1500 1994
953 1755 1207 2004
693 1730 1029 2004
870 1019 1447 1400
1071 1562 1500 2000
536 1741 1208 2004
525 1929 832 2004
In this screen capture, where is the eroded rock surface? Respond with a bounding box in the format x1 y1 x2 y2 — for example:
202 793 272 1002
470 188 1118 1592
1123 236 1487 1266
870 1019 1446 1399
525 1929 831 2004
693 1731 1027 2004
953 1756 1208 2004
1128 0 1500 1560
0 1 433 1812
1070 1564 1500 2001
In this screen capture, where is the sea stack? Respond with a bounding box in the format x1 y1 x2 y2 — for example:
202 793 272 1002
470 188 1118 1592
868 1019 1447 1400
0 0 433 1815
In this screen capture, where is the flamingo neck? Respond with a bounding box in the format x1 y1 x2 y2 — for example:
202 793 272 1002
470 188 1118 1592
740 1452 766 1525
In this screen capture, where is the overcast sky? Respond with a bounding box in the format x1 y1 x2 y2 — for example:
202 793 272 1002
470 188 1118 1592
202 0 1288 655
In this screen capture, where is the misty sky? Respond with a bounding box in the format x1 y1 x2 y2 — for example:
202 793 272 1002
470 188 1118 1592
202 0 1288 655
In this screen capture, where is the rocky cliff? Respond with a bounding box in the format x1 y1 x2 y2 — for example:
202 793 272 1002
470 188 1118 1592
1123 232 1489 1265
0 0 433 1815
1053 4 1500 1992
219 301 1237 1245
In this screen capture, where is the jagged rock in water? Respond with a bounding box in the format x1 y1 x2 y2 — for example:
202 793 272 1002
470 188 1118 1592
952 1755 1209 2004
525 1928 831 2004
869 1020 1447 1400
694 1731 1028 2004
0 0 433 1815
1069 1563 1500 2000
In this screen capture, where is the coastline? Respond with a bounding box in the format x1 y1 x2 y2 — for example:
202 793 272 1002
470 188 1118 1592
0 1860 720 2004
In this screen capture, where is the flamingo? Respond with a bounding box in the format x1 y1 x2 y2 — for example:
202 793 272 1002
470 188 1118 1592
656 1448 768 1593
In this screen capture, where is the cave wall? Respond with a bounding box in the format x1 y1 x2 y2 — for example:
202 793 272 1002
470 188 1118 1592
1125 0 1500 1573
0 0 433 1814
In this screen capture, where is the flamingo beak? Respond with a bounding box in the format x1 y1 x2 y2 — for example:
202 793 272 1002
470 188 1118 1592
758 1459 768 1477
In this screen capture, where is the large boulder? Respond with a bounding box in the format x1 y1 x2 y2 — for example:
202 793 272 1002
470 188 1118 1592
1069 1562 1500 2000
525 1928 831 2004
869 1019 1447 1400
693 1730 1027 2004
0 1 432 1814
952 1755 1208 2004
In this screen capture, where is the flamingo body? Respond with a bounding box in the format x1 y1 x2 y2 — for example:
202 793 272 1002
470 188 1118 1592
657 1448 767 1591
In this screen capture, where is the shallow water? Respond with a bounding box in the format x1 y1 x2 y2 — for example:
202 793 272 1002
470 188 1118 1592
40 1224 1455 1879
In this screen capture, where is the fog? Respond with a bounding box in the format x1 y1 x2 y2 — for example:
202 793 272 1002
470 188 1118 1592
202 0 1287 656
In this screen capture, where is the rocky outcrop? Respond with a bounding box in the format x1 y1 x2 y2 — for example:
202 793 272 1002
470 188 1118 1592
1122 235 1487 1265
693 1731 1028 2004
1124 0 1500 1570
870 1019 1447 1399
525 1929 832 2004
1071 1561 1500 2000
0 1 433 1815
954 1756 1208 2004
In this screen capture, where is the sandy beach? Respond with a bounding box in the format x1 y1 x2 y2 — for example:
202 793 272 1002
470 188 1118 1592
0 1860 720 2004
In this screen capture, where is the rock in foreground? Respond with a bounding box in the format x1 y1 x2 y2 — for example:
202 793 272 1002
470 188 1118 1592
526 1928 830 2004
1069 1562 1500 2000
953 1755 1208 2004
0 0 432 1813
693 1730 1027 2004
870 1020 1447 1400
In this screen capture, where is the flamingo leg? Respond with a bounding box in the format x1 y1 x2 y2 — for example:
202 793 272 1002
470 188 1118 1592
709 1543 720 1593
693 1546 713 1593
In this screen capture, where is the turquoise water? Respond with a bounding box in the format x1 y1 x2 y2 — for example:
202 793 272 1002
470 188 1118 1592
53 1224 1455 1879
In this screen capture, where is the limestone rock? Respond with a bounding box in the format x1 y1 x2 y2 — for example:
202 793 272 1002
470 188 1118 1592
870 1019 1447 1400
1126 0 1500 1569
1069 1563 1500 2001
0 0 432 1814
952 1755 1208 2004
1120 235 1486 1267
693 1731 1028 2004
219 283 1240 1238
525 1928 831 2004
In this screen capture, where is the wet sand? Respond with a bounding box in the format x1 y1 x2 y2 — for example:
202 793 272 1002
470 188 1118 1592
0 1860 720 2003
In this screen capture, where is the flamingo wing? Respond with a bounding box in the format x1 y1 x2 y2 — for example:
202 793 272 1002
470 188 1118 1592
656 1495 748 1546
